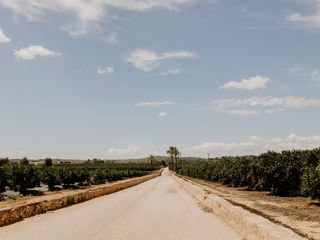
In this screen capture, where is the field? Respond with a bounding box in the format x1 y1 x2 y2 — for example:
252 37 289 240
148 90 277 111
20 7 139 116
175 148 320 199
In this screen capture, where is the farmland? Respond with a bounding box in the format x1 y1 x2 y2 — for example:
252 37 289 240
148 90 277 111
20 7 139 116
174 148 320 199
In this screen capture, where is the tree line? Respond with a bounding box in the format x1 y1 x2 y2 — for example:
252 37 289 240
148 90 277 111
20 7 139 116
0 158 160 197
174 148 320 199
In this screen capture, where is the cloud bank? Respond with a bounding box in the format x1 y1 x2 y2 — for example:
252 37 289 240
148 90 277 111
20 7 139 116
211 96 320 116
184 134 320 157
0 0 211 36
103 145 144 159
287 1 320 28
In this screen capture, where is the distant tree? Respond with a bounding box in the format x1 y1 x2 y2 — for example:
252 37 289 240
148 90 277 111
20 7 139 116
0 158 9 166
20 157 29 165
149 155 155 164
43 167 60 191
166 147 181 171
301 164 320 199
92 169 106 184
167 147 175 169
75 168 91 185
11 163 40 196
162 160 166 167
45 158 53 167
59 168 76 187
92 158 104 164
0 167 7 195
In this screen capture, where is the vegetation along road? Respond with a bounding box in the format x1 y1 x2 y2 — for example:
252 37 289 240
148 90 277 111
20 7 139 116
0 168 242 240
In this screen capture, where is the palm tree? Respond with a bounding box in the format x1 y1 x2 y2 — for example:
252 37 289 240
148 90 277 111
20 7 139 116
166 147 181 171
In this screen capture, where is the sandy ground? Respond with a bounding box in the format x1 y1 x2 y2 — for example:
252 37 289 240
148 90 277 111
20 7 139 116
180 176 320 240
0 169 242 240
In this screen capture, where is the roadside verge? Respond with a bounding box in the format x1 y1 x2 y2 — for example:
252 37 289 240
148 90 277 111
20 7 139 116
0 170 162 227
173 174 307 240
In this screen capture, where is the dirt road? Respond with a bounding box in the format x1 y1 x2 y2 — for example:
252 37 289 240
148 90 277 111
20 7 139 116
0 169 242 240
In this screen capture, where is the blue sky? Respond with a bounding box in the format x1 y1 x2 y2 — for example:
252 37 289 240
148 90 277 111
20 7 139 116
1 0 320 159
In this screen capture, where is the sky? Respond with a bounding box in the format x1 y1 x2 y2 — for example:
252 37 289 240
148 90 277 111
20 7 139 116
1 0 320 159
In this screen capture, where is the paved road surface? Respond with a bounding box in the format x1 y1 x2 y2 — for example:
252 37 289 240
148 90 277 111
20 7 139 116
0 169 242 240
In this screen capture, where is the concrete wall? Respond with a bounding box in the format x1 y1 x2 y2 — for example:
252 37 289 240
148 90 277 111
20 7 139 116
0 171 161 227
173 175 307 240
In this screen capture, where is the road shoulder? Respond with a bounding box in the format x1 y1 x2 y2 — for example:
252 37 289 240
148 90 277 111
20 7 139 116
174 174 309 240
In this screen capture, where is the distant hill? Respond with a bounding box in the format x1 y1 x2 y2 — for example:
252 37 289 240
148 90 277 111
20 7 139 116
6 156 205 164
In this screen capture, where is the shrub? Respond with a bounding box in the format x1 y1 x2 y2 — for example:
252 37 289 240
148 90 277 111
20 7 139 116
59 168 76 187
11 163 41 196
176 148 320 198
45 158 53 167
91 169 106 184
0 161 160 196
0 158 9 166
0 167 7 195
301 165 320 199
43 167 61 191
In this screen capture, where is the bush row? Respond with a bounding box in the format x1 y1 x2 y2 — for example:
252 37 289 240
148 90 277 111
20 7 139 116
175 149 320 198
0 160 160 196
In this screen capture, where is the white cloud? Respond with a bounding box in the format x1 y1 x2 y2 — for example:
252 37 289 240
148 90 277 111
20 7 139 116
211 96 320 109
0 28 10 43
264 108 285 114
126 48 197 72
220 108 285 116
135 101 179 107
220 75 270 90
0 151 26 159
14 45 62 60
161 68 181 76
0 0 213 36
184 133 320 157
311 69 320 83
103 145 144 159
186 142 257 156
288 13 320 28
158 112 168 117
211 96 320 116
287 1 320 28
221 109 258 116
104 32 118 43
98 66 114 74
